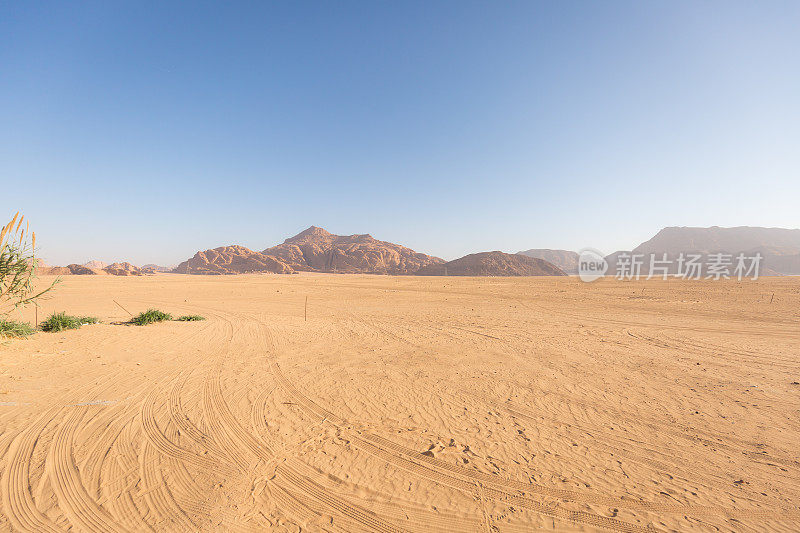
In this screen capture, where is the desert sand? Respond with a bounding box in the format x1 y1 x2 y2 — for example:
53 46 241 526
1 274 799 532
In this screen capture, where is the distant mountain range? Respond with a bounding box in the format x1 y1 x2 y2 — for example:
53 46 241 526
636 226 800 255
83 260 108 269
417 251 565 276
37 225 800 277
605 226 800 276
516 249 579 275
38 261 171 276
174 226 445 275
141 264 172 272
173 228 566 276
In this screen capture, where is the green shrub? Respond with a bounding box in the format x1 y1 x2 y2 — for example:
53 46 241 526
0 318 35 338
176 315 205 322
40 312 98 332
131 308 172 326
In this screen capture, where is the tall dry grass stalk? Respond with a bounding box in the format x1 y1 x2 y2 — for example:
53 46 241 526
0 212 58 316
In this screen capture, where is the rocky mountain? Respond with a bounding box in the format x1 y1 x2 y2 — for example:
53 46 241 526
38 263 110 275
37 261 153 276
517 249 579 274
43 225 800 278
38 264 100 275
141 264 172 272
416 251 566 277
104 262 143 276
606 226 800 276
173 245 294 275
174 227 444 275
83 260 108 269
262 226 444 274
636 226 800 255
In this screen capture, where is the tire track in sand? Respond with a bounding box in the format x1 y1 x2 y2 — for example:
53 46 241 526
191 310 414 533
168 371 227 459
138 437 198 532
270 359 800 528
46 406 131 533
1 407 63 533
203 360 410 533
140 385 234 476
101 424 154 532
268 361 655 532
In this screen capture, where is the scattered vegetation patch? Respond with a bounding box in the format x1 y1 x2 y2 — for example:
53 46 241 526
176 315 205 322
40 312 99 332
0 318 35 338
131 308 172 326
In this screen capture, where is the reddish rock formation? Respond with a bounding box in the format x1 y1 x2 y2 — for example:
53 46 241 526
416 251 566 276
104 262 143 276
37 265 72 275
37 263 107 275
173 227 443 275
173 245 294 275
69 263 105 275
262 226 444 274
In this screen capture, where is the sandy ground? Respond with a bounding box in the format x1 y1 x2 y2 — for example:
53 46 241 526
0 274 799 532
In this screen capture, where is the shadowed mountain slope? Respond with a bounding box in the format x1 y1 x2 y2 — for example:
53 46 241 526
517 249 579 274
606 226 800 276
417 251 566 276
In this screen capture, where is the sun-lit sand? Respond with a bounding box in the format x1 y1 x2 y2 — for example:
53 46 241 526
1 274 799 532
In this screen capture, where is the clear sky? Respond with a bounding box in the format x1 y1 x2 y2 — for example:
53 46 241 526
2 1 799 266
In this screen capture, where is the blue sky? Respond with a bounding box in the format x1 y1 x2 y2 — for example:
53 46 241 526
2 1 799 266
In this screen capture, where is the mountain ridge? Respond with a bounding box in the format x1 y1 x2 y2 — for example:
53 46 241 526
517 249 579 274
37 225 800 277
260 226 443 274
172 227 445 275
417 251 566 277
609 226 800 275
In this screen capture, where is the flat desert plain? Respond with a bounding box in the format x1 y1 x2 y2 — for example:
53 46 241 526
1 274 799 532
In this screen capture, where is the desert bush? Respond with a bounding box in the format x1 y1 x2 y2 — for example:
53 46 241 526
0 318 35 338
131 308 172 326
40 312 99 332
176 314 205 321
1 213 58 315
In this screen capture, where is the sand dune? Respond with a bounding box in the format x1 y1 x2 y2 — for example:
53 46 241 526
1 274 798 531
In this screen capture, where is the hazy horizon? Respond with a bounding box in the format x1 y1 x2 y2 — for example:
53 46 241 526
31 222 800 268
3 1 799 266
